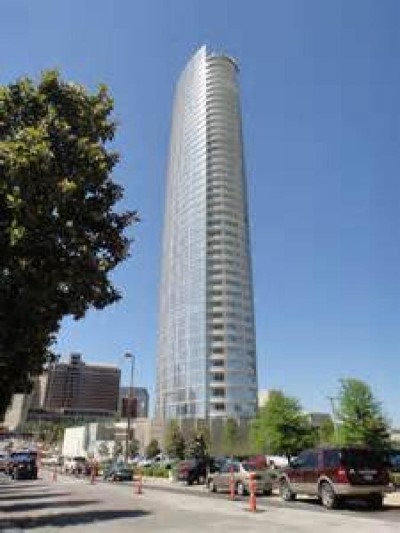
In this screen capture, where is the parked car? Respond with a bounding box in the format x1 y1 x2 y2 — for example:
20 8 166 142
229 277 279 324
103 463 133 482
41 455 63 467
207 461 273 496
137 457 156 468
153 453 174 469
279 447 390 510
266 455 289 469
63 456 87 475
177 459 207 485
177 458 222 485
7 451 38 480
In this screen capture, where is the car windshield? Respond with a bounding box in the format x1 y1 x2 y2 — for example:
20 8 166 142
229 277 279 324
11 453 32 461
241 462 260 472
342 449 383 469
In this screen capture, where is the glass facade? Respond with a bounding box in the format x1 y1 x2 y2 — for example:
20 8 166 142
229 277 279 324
156 46 257 421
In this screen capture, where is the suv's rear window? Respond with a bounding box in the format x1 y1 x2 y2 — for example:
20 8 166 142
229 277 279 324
342 449 383 469
388 451 400 470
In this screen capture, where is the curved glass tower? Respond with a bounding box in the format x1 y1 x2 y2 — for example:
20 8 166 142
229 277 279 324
156 46 257 421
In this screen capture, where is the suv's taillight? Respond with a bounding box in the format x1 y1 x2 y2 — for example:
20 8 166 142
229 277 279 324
336 467 349 484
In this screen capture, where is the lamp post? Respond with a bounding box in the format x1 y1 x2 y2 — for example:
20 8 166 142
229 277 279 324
124 352 135 462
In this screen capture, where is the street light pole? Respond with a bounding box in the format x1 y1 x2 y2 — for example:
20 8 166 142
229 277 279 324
124 353 135 462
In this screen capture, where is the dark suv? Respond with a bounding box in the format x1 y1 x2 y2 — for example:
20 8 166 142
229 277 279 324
177 458 222 485
7 452 38 480
279 447 389 510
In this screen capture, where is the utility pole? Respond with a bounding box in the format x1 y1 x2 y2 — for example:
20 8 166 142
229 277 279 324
124 353 135 462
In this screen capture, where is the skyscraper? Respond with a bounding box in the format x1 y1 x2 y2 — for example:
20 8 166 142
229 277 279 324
156 46 257 422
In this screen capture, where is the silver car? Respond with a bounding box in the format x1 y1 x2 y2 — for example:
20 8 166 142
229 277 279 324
208 461 273 496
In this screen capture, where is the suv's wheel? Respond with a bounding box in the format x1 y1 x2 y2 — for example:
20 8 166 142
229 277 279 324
279 479 296 501
367 493 383 510
319 481 338 509
236 481 247 496
263 487 273 496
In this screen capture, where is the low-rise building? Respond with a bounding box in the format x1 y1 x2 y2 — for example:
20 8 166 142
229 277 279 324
2 354 121 429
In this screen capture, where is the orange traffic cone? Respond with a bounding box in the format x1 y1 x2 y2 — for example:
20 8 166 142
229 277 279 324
249 472 256 512
90 464 96 485
136 469 143 495
229 465 235 500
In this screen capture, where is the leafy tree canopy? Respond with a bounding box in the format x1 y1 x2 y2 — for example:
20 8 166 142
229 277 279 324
164 420 185 459
146 439 160 459
113 440 123 459
185 431 208 459
251 390 317 459
318 418 335 446
97 442 110 458
0 71 137 416
222 418 240 456
128 439 140 458
335 378 390 450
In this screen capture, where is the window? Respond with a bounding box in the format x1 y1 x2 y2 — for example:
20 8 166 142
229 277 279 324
323 450 340 469
222 463 239 473
295 451 318 469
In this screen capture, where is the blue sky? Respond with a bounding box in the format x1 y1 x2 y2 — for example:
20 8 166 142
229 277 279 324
2 0 399 423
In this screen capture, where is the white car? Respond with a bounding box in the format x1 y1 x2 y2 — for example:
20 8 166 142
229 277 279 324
137 457 154 468
63 456 87 474
153 453 173 468
266 455 289 469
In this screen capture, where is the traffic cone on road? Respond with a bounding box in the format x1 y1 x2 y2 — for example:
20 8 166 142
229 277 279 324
249 472 256 512
90 464 96 485
229 465 235 501
136 469 143 495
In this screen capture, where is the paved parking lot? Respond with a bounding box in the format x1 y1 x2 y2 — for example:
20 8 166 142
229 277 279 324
1 471 400 532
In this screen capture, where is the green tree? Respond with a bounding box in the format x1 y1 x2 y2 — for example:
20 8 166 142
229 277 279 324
318 418 335 446
164 420 185 459
222 418 239 456
0 71 137 417
97 442 110 458
335 378 390 450
251 390 317 459
186 431 208 459
113 440 123 459
128 439 140 458
146 439 160 458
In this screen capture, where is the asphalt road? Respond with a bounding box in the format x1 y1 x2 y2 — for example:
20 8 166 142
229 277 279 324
1 472 399 532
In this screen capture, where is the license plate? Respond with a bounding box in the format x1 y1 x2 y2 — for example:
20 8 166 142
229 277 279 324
363 475 373 481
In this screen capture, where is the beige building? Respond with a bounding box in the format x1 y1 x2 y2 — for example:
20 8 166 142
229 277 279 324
62 419 164 458
2 394 31 431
